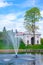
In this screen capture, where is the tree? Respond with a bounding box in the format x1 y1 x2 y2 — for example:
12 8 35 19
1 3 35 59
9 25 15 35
24 7 41 44
3 27 6 32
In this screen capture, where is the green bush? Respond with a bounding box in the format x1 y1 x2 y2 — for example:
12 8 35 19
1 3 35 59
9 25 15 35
19 39 26 49
27 44 43 49
0 40 14 49
41 38 43 45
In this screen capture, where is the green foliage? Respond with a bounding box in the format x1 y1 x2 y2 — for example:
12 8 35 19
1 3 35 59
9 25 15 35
41 38 43 45
24 7 41 22
0 32 3 40
19 40 26 49
0 40 14 49
0 39 43 50
0 40 5 49
0 39 26 49
24 7 41 32
27 44 43 49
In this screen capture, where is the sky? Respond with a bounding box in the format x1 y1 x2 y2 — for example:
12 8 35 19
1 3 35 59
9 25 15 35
0 0 43 37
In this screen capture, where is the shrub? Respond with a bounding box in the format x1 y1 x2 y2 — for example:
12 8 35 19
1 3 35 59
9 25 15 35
19 39 26 49
41 38 43 45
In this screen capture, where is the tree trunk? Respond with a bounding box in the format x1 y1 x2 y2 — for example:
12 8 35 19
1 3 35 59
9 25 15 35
32 22 35 45
33 22 35 44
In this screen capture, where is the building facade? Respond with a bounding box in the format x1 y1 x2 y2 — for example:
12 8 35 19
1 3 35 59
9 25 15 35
16 31 41 45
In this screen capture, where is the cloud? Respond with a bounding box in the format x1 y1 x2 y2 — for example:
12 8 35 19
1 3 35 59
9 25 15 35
0 12 25 32
41 10 43 17
5 13 17 21
0 0 13 7
0 13 16 31
0 19 16 31
15 18 25 32
15 0 36 8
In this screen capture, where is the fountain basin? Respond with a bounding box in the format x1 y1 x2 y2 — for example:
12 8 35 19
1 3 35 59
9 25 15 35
0 54 35 65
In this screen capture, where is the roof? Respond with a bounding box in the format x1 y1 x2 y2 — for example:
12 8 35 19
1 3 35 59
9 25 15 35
15 31 41 36
16 32 24 36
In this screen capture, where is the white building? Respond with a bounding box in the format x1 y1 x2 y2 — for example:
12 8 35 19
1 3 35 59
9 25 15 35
16 31 41 45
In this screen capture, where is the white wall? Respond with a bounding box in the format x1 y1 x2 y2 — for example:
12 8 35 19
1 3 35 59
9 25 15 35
19 33 41 45
22 34 41 45
35 35 41 44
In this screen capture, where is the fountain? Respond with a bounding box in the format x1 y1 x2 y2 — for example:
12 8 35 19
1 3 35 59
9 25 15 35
6 30 21 57
1 29 36 65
